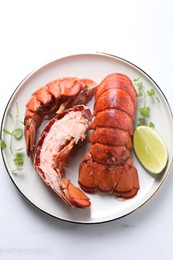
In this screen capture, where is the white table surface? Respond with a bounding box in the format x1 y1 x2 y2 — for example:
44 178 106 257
0 0 173 259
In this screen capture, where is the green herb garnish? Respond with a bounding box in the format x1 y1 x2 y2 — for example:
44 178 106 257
140 107 150 117
12 128 23 140
0 139 6 149
133 77 159 128
12 153 24 173
149 122 155 128
1 103 24 173
147 88 155 96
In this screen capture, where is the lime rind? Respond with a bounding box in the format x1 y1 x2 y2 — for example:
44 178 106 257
133 126 168 174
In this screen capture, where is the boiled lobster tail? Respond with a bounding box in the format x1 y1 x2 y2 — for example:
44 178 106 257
34 105 92 208
24 77 97 158
79 73 140 199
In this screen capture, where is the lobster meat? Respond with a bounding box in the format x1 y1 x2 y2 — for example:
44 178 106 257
79 73 140 199
24 77 97 158
34 105 92 208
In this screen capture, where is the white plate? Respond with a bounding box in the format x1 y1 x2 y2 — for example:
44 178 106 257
1 53 173 224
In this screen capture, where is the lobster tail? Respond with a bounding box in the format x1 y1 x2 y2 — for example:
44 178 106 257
34 105 92 208
79 73 140 199
24 77 97 158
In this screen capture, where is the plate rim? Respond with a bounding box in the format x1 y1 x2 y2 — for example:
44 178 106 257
1 52 173 224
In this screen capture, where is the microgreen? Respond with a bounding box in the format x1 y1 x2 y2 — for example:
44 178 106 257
156 96 160 103
12 128 23 140
3 128 23 139
0 139 6 149
133 77 160 128
149 122 155 128
8 108 13 118
1 103 24 173
15 147 24 152
147 88 155 96
140 107 150 117
137 92 143 97
3 129 12 135
13 154 24 164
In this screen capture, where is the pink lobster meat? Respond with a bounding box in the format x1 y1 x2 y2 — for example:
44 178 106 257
34 105 92 208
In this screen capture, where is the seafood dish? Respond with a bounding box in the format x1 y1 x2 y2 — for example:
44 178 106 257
79 73 140 199
24 72 140 208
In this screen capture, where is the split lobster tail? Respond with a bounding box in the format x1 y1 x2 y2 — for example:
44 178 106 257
34 105 92 208
79 73 140 199
24 77 97 158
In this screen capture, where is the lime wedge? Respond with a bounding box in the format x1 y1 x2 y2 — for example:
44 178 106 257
133 126 168 174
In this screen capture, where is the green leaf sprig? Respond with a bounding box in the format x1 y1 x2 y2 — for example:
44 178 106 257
133 77 160 128
0 103 24 173
0 139 6 149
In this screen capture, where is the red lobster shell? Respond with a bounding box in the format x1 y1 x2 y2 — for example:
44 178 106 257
78 73 140 199
24 77 97 158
